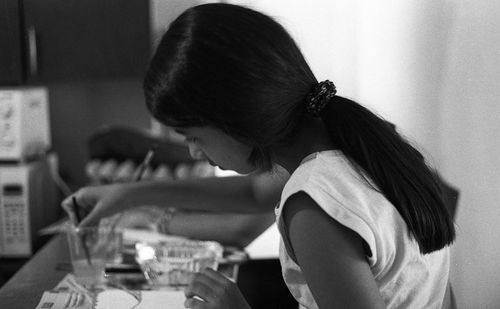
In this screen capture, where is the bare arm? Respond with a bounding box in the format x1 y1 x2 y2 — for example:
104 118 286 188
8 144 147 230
128 166 287 213
114 206 275 247
169 211 275 248
126 176 275 213
66 168 287 227
126 171 283 246
283 192 385 308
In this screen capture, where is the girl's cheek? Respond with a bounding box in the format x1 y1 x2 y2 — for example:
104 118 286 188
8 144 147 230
188 144 206 160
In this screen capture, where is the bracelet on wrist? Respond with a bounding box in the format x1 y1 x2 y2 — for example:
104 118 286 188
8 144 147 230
160 207 177 234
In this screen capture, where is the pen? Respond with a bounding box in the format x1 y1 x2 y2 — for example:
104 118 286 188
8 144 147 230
72 196 92 265
109 145 158 232
133 144 157 181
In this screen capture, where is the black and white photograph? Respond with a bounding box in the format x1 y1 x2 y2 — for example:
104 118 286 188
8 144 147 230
0 0 498 308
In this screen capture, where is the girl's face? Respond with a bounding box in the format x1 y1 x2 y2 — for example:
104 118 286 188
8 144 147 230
174 126 256 174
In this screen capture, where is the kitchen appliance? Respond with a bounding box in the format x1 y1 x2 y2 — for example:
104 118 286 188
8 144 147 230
0 157 59 257
0 87 51 161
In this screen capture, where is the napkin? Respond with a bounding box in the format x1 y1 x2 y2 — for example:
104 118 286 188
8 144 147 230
35 274 93 309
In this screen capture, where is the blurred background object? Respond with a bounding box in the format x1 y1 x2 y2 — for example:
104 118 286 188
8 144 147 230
84 125 209 185
0 87 61 257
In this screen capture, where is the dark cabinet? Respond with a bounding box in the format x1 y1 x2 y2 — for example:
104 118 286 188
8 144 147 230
0 0 151 85
0 0 24 84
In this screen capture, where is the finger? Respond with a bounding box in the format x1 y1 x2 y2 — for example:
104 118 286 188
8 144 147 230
185 279 217 303
62 191 93 225
68 197 90 227
77 196 107 228
78 202 102 228
64 292 72 308
71 196 87 226
65 208 78 227
70 292 78 307
61 197 78 226
199 268 232 285
184 297 206 309
61 190 86 212
198 268 242 301
189 270 221 287
74 293 84 307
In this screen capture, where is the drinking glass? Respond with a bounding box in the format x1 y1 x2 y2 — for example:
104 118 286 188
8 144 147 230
66 226 123 286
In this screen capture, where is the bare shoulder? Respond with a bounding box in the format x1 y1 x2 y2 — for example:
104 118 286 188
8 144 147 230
282 192 385 309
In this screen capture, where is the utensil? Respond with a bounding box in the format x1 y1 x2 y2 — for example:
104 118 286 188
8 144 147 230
133 145 157 182
72 197 92 266
109 145 157 233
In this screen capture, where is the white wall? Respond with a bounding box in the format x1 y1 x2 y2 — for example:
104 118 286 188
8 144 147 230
355 0 454 160
150 0 201 48
229 0 451 158
438 1 500 307
228 0 500 307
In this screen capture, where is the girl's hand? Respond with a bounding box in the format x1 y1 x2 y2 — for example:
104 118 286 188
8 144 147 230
184 268 251 309
61 183 130 227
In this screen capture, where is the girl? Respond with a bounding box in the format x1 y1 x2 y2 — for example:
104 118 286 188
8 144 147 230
143 3 455 308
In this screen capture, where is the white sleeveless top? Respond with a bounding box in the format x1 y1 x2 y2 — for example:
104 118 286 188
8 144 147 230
274 151 450 309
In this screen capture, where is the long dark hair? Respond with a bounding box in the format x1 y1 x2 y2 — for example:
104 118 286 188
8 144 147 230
143 3 455 253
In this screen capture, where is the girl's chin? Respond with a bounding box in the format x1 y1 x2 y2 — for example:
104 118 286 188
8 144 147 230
235 166 259 175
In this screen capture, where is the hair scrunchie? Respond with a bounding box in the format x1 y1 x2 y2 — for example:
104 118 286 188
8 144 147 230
305 80 337 117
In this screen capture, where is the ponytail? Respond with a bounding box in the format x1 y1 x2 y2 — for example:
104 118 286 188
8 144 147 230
321 96 455 254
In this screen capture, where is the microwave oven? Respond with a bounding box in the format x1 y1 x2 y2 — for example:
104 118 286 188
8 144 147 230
0 87 51 161
0 158 60 257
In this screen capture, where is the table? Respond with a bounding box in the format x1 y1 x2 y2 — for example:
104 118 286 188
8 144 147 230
0 234 245 308
0 233 297 309
0 235 69 308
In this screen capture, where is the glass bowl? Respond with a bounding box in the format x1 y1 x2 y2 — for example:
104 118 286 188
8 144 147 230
135 239 223 287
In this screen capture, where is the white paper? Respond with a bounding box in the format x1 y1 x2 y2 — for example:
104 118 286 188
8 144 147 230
244 223 280 259
36 274 186 309
96 290 186 309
